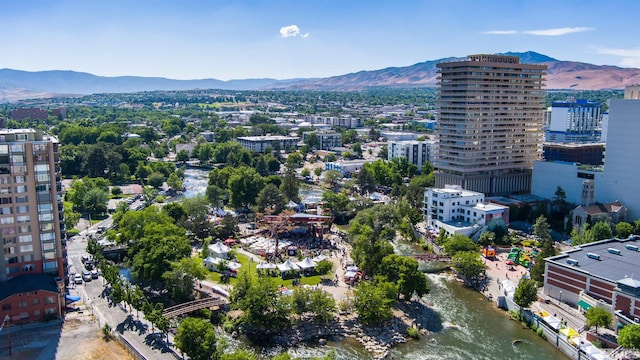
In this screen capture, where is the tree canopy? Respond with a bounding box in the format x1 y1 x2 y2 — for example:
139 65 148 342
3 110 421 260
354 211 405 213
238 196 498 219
175 317 219 360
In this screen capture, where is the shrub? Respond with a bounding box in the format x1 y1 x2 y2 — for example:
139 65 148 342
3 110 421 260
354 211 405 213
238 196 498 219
536 327 546 339
102 324 113 341
407 326 420 339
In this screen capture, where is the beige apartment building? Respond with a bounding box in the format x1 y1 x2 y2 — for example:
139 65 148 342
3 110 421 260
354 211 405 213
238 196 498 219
0 129 66 281
435 54 547 195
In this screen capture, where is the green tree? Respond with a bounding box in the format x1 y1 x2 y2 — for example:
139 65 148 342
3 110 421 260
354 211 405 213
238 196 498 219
255 183 287 215
221 350 258 360
280 165 300 202
353 281 394 325
356 166 376 195
314 167 323 178
616 222 634 239
533 215 551 241
148 172 165 189
174 317 219 360
443 234 477 256
321 191 350 217
530 239 556 284
379 254 430 300
228 167 265 208
513 278 538 313
163 257 208 303
322 169 342 191
619 324 640 349
176 149 190 163
83 187 109 217
584 307 612 334
167 172 183 191
452 251 486 285
234 271 290 330
592 221 613 241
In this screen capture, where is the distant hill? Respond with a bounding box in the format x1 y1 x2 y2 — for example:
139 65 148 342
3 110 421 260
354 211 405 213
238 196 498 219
2 51 640 102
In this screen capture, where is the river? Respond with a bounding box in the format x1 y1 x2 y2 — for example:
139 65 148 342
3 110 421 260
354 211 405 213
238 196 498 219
182 169 566 360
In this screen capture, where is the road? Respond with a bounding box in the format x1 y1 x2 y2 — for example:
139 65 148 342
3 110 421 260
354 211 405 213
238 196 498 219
66 219 180 360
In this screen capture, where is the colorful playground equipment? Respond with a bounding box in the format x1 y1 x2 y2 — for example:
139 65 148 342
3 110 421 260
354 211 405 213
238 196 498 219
482 246 496 259
506 247 536 268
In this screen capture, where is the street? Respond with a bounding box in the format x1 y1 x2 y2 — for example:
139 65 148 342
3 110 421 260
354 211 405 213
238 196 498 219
65 219 180 360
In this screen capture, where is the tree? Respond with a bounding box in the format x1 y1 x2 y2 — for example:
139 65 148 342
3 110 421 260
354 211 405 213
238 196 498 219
356 166 376 195
233 271 290 331
182 195 212 239
452 251 486 285
280 165 300 202
533 215 551 241
83 187 109 217
175 317 219 360
592 221 613 241
513 278 538 313
443 234 478 256
353 281 394 325
321 191 350 217
584 307 612 334
167 172 183 191
228 167 265 208
616 222 634 239
322 169 342 191
379 254 430 300
148 172 165 189
314 167 323 178
176 149 190 163
255 183 286 215
163 257 208 302
619 324 640 349
530 239 556 284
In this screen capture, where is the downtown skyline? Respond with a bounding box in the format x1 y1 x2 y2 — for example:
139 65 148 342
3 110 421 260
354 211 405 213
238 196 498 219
1 0 639 80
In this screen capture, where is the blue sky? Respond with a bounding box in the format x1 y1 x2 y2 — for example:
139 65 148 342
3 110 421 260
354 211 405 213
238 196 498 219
1 0 638 80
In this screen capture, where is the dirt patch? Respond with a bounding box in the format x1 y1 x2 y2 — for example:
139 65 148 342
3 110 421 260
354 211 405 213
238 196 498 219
58 313 134 360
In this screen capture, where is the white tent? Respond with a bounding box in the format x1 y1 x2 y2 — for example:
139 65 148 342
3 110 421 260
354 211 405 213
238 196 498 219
542 316 562 330
256 262 277 270
277 259 300 273
344 270 357 278
209 242 230 259
297 257 317 270
227 261 242 271
312 254 328 263
203 256 223 271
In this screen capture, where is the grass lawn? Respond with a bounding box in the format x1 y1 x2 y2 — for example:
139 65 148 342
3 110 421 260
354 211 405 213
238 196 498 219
204 252 327 288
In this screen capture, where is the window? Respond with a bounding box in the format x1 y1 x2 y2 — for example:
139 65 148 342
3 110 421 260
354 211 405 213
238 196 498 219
15 185 27 193
34 164 49 172
44 296 55 304
45 308 56 315
16 196 28 203
19 245 33 252
0 217 14 225
18 300 27 308
11 155 25 164
2 304 11 311
16 206 28 214
0 207 11 215
17 215 30 223
36 173 50 182
32 298 39 305
13 176 25 183
19 235 32 243
20 312 28 319
33 309 40 316
38 204 53 212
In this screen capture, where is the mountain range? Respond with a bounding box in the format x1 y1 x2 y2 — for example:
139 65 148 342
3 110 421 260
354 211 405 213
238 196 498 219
2 51 640 102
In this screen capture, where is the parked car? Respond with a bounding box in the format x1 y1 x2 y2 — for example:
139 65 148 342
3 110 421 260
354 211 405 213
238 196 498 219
74 274 83 284
90 269 99 279
82 269 92 282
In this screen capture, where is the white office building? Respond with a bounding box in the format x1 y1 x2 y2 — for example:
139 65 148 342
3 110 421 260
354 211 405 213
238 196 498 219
423 185 509 237
387 140 436 173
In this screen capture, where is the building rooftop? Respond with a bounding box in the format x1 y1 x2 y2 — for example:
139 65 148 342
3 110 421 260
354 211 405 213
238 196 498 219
546 237 640 284
0 274 59 301
237 135 299 141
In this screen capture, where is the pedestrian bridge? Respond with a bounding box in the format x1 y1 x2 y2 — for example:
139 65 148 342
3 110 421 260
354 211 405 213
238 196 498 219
162 297 228 318
413 253 451 263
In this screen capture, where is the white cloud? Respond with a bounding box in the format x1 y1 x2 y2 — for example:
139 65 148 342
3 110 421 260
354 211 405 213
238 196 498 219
594 47 640 67
522 27 594 36
279 24 309 38
483 27 594 36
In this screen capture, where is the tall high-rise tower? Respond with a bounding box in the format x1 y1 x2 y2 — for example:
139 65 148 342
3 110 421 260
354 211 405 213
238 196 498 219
435 54 547 195
0 129 66 280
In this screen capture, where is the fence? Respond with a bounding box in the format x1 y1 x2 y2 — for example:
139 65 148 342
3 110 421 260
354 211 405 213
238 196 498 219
116 333 147 360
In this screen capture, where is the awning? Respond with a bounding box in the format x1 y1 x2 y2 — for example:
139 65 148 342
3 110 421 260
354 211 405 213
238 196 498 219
66 294 81 303
577 299 593 310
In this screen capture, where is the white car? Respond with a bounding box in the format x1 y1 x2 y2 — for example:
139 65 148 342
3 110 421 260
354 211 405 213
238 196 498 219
74 273 83 284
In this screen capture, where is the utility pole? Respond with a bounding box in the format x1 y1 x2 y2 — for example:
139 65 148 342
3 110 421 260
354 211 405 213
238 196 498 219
0 315 11 356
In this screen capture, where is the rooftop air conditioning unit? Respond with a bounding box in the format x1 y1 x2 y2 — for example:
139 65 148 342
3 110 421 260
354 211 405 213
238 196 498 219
607 248 621 255
587 253 601 260
567 258 579 266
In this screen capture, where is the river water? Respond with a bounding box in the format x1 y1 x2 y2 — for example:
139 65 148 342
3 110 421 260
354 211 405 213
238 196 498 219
182 169 566 360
